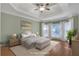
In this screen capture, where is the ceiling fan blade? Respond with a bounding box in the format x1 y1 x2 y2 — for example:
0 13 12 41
46 8 50 10
34 8 39 10
35 9 38 10
35 4 40 6
46 3 49 6
40 11 43 13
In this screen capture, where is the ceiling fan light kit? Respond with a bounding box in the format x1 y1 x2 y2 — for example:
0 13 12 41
39 7 45 11
34 3 55 13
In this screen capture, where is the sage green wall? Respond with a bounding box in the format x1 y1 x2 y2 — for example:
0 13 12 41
32 21 40 34
0 12 1 43
73 16 78 31
73 16 79 32
1 12 40 43
1 13 21 43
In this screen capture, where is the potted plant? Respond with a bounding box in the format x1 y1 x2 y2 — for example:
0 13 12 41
67 29 77 47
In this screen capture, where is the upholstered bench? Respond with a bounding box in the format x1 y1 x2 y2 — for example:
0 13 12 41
35 37 50 50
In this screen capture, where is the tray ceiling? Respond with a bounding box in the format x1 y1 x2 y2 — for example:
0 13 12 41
1 3 79 22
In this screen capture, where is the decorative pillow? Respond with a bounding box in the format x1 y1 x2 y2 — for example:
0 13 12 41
21 31 31 38
21 31 37 38
22 34 30 38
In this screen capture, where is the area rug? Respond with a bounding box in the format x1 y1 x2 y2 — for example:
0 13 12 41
10 41 59 56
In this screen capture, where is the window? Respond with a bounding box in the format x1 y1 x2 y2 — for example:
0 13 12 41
42 23 49 37
51 23 61 38
42 19 73 40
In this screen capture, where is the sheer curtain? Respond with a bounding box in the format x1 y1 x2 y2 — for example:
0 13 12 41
42 23 49 37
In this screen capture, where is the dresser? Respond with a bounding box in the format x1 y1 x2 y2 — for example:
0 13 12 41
72 40 79 56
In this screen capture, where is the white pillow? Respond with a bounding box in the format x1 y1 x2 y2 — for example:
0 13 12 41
31 34 37 37
22 34 30 38
21 31 31 38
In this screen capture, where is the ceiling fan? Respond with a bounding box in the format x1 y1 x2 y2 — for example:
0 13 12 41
34 3 56 13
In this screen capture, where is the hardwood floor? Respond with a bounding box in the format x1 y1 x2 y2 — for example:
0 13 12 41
1 47 15 56
0 46 1 56
48 41 72 56
0 41 72 56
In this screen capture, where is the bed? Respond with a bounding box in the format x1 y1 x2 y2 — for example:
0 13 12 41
20 32 50 50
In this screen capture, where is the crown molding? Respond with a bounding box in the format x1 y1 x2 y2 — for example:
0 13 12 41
1 11 40 22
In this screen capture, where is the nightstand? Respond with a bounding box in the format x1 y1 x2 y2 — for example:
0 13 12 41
9 34 20 47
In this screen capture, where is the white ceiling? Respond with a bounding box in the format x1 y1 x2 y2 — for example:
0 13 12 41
1 3 79 22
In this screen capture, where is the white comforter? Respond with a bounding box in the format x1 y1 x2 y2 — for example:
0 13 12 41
21 36 50 49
